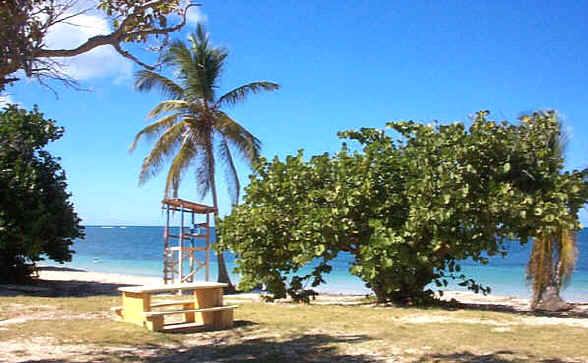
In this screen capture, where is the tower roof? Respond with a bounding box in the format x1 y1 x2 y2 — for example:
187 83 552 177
162 198 216 214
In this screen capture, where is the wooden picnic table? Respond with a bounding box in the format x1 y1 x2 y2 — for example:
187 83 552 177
113 281 237 332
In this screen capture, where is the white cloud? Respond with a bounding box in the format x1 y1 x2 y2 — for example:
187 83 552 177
186 6 207 25
40 2 206 83
44 14 133 82
0 94 14 107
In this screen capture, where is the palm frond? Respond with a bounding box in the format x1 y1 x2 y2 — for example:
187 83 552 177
138 121 186 186
215 111 261 165
555 229 578 289
129 113 181 152
217 136 240 206
196 23 208 45
147 100 193 119
134 70 184 99
203 49 227 101
526 235 554 308
195 152 212 200
193 127 215 200
164 132 198 198
161 39 194 78
185 24 228 102
217 81 280 107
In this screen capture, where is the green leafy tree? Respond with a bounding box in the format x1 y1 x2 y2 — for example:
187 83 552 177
130 24 279 290
0 105 84 283
217 111 586 304
1 0 199 91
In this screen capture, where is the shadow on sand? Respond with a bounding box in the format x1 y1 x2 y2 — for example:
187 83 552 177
15 338 577 362
414 350 572 363
17 333 379 363
0 266 138 297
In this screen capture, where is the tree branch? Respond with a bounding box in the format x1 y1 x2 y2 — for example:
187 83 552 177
37 3 200 68
3 77 19 84
112 42 155 70
37 34 113 58
124 3 199 39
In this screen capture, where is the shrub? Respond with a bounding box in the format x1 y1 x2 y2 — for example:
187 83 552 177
0 105 83 283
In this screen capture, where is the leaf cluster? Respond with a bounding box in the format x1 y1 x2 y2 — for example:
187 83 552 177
97 0 183 42
0 105 84 283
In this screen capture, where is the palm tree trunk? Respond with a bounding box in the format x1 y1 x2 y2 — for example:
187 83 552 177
212 190 235 293
206 137 235 293
528 234 570 311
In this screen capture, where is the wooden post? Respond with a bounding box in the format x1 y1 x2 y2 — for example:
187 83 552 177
179 204 184 283
164 204 171 284
206 213 210 281
189 211 195 283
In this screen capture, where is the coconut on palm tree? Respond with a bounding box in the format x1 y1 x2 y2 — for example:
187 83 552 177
130 24 279 290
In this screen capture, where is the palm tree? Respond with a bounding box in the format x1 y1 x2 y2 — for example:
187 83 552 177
527 229 577 310
130 24 279 290
520 111 578 310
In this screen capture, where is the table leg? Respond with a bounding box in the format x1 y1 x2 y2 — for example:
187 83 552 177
217 309 234 329
121 292 162 331
183 302 195 323
193 287 227 328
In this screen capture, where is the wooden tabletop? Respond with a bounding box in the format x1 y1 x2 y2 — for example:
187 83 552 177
118 281 228 294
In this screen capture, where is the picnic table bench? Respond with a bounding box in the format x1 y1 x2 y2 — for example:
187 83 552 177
112 282 237 332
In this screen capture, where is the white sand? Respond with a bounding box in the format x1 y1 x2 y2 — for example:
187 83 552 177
38 268 161 287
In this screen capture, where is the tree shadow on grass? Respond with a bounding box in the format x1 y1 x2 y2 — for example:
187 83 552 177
151 333 376 362
414 350 571 362
19 333 378 363
442 300 588 320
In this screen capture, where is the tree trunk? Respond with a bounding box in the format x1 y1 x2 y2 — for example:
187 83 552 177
207 139 235 293
532 285 571 311
216 252 235 293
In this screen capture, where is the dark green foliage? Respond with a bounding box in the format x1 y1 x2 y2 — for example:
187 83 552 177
0 105 83 283
217 111 587 304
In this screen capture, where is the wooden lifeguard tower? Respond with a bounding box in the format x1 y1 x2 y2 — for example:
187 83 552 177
162 198 216 284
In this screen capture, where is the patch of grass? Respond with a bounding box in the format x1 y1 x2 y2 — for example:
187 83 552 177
1 295 587 362
0 295 120 315
1 318 181 346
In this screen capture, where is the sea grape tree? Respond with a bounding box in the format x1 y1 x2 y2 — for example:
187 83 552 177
217 111 587 304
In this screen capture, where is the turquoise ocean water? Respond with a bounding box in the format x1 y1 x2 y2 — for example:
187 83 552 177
50 226 588 300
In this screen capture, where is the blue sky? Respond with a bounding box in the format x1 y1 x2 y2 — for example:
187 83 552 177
3 1 587 226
